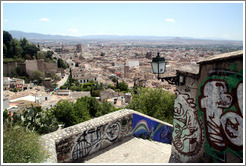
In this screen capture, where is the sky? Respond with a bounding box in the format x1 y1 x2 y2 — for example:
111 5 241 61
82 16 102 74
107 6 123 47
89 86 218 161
2 1 244 40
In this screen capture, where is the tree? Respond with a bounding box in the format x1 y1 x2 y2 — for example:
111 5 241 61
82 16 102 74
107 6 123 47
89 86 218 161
22 43 40 58
118 81 128 92
30 70 45 84
46 50 53 59
3 31 13 50
3 44 7 58
96 102 115 117
51 96 117 127
57 58 68 69
20 38 28 48
127 88 175 124
112 77 117 83
51 98 92 127
37 51 46 59
73 99 91 122
9 39 23 58
51 100 77 127
77 97 100 117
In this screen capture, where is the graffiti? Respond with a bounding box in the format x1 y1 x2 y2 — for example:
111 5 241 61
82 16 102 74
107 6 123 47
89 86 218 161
105 122 120 141
72 126 103 160
221 111 243 148
132 113 173 144
173 90 203 156
198 80 243 152
56 136 78 162
199 80 231 150
70 117 132 161
198 65 243 162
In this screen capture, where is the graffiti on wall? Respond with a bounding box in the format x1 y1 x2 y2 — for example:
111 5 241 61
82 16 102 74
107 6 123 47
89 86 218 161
56 116 132 162
132 113 173 144
198 68 243 162
71 118 131 161
173 90 203 157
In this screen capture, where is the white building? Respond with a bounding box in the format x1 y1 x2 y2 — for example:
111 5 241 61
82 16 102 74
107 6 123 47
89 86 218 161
126 60 139 68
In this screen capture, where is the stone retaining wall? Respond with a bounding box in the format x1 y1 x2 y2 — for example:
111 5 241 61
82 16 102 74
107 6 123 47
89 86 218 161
40 109 173 163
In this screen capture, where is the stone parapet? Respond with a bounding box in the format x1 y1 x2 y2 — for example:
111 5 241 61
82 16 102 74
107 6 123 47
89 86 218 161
40 109 173 163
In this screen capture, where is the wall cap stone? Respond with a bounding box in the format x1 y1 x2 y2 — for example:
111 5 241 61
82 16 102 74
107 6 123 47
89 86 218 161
197 50 243 64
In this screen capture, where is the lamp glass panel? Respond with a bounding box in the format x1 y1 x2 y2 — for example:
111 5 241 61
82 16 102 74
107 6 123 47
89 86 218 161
158 62 166 74
151 62 159 74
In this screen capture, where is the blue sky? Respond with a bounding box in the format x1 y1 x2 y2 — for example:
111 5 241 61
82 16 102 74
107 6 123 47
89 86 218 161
2 2 244 40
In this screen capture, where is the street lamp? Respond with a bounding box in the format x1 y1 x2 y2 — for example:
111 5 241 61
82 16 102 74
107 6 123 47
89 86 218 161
151 52 179 85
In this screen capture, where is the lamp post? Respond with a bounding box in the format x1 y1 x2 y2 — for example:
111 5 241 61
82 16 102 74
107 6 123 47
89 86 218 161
151 52 179 85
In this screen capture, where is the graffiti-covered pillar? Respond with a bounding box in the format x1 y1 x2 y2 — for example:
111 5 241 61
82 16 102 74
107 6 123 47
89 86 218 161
171 64 205 163
197 50 243 163
171 50 243 163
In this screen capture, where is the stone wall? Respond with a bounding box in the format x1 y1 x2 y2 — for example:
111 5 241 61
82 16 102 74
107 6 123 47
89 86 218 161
3 62 17 76
25 60 39 76
40 109 173 163
44 62 58 77
3 62 27 76
171 50 243 163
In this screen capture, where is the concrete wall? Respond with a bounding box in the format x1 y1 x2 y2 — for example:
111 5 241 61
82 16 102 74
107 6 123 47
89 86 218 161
171 50 243 163
40 109 173 163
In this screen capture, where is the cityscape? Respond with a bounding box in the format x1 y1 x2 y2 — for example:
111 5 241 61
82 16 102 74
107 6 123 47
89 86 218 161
1 1 244 164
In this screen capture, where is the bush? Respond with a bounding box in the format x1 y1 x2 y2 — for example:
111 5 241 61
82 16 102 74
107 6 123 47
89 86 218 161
30 70 45 84
127 88 175 124
51 96 117 127
70 85 82 91
52 100 78 127
118 81 128 92
96 102 116 117
3 107 59 135
3 125 45 163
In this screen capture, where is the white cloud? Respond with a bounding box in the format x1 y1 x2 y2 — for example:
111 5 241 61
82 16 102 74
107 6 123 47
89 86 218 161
66 28 84 36
165 18 175 23
94 33 126 36
4 19 8 22
39 18 50 22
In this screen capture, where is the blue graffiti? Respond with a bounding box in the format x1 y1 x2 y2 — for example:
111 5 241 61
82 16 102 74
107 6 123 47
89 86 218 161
132 114 173 144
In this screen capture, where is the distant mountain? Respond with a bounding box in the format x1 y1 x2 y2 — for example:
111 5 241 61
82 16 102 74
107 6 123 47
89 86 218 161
7 30 242 42
77 35 196 41
8 30 79 40
8 30 194 41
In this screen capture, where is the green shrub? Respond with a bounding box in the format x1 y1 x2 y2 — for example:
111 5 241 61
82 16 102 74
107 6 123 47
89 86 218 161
70 85 82 91
3 125 45 163
3 107 58 135
127 88 175 124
